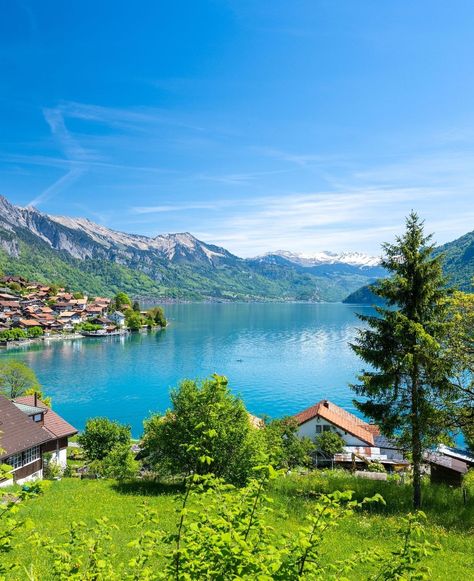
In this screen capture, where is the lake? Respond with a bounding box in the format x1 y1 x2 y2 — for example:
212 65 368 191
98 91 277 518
2 303 372 436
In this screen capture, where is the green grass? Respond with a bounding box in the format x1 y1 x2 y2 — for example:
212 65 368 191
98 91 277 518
6 475 474 580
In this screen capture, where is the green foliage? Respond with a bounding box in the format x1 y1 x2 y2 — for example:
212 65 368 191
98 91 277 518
263 417 315 469
113 292 132 311
27 326 43 338
96 444 139 481
141 374 262 485
462 469 474 495
132 300 141 312
0 328 27 342
76 322 103 332
351 213 456 508
367 461 387 473
43 453 63 479
125 310 142 331
0 360 40 398
314 430 345 457
0 481 43 580
146 306 167 327
78 418 131 462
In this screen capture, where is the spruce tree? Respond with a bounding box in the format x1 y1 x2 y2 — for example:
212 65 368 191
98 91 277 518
351 212 454 508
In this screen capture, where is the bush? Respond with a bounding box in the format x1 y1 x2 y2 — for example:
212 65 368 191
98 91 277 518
314 430 345 457
368 460 387 473
27 326 43 338
141 374 263 485
263 417 315 469
78 418 131 462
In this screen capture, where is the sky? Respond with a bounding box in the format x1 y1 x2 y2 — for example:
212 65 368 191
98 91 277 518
1 1 474 257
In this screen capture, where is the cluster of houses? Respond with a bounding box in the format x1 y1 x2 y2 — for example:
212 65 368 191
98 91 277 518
0 275 126 337
1 391 472 488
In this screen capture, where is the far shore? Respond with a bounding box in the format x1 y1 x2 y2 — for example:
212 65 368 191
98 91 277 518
0 326 166 351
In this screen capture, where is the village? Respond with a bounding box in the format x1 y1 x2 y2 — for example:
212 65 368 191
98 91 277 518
0 275 127 342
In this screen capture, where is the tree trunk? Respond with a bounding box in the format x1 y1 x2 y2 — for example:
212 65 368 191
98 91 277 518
411 372 422 509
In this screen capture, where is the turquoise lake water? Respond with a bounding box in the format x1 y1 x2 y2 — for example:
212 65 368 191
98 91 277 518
2 303 373 436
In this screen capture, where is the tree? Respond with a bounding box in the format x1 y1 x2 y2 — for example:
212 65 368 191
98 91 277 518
147 306 167 327
314 431 345 457
141 374 262 485
351 212 455 509
97 443 139 480
0 360 41 398
263 418 315 469
125 310 142 331
27 326 43 338
113 292 132 312
443 291 474 450
78 417 131 462
132 300 141 312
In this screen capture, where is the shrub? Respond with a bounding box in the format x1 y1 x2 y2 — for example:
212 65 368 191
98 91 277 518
314 430 345 457
367 460 387 473
78 418 131 462
141 374 263 485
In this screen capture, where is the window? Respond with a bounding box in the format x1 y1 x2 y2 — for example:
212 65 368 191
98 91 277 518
323 425 331 432
23 446 40 465
315 425 322 434
33 413 43 422
7 453 22 470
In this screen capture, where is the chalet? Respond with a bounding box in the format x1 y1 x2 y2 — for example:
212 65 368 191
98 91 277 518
0 395 77 486
293 399 406 468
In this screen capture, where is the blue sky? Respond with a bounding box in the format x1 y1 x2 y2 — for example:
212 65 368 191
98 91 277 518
1 1 474 256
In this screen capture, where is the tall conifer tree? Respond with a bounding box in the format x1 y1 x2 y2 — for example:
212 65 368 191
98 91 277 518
351 212 454 508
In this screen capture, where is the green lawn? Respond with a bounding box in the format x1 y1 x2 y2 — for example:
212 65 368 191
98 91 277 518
6 475 474 580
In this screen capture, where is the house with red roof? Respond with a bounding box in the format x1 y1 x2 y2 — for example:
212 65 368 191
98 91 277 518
0 394 77 486
293 399 406 467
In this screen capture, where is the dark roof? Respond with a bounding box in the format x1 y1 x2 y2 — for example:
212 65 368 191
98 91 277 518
0 396 52 458
13 396 78 439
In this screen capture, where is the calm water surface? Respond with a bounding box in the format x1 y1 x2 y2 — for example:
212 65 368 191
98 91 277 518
2 303 372 436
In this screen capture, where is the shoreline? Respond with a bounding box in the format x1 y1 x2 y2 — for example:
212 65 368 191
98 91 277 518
0 326 166 351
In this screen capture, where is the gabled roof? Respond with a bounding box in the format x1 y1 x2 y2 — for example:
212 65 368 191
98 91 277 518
0 396 52 458
13 396 78 439
293 399 375 446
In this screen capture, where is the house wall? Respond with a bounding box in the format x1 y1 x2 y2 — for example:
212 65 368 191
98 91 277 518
43 437 69 467
13 458 43 483
297 416 369 446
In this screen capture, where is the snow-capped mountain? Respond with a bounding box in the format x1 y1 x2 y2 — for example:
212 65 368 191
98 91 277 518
259 250 381 268
0 194 385 301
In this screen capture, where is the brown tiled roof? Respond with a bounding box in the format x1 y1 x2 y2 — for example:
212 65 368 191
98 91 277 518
13 396 78 439
293 400 375 445
0 396 52 458
19 318 41 327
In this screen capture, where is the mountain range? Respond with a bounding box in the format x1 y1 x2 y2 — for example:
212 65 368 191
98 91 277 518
0 195 471 302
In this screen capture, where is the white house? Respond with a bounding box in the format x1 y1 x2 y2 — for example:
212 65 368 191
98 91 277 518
109 311 126 328
293 399 407 468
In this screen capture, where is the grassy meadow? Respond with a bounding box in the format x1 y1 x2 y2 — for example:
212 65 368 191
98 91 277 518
6 471 474 580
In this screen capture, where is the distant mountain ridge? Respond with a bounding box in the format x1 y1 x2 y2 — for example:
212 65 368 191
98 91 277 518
259 249 381 268
0 195 383 302
343 229 474 304
2 195 470 302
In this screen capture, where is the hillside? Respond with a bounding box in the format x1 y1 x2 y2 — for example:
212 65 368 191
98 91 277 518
344 229 474 304
0 196 381 302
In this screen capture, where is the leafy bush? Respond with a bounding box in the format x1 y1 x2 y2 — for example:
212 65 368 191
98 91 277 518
367 460 387 473
27 326 43 338
263 417 315 469
314 430 345 457
141 374 264 485
78 418 131 462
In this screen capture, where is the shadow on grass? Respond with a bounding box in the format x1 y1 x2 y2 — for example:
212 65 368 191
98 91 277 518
271 472 474 531
112 479 185 496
